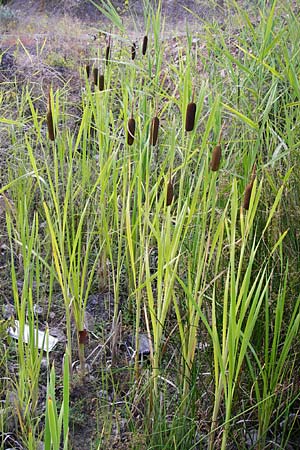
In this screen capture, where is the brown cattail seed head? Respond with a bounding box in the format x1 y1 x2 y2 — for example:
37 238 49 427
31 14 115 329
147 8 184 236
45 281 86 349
166 176 174 206
105 45 110 64
142 35 148 55
150 116 159 146
127 117 136 145
131 42 136 60
99 74 104 91
210 144 222 171
47 93 55 141
79 329 89 345
85 64 90 79
93 67 99 86
185 102 196 132
243 181 254 210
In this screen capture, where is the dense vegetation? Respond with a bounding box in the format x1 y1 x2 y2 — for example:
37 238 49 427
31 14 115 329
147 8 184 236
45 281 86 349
0 0 300 448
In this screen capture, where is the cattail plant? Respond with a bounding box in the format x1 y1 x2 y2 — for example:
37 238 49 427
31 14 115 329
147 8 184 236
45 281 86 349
131 42 136 60
47 90 55 141
127 104 136 146
85 64 90 79
142 35 148 55
150 115 159 146
166 170 174 206
99 74 104 91
243 164 256 210
105 35 111 65
185 97 196 132
93 67 99 86
210 127 223 171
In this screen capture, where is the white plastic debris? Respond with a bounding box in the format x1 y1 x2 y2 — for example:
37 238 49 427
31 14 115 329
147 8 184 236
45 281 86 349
8 320 58 352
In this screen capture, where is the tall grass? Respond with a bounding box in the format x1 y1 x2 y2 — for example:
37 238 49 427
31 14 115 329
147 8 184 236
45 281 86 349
0 0 300 448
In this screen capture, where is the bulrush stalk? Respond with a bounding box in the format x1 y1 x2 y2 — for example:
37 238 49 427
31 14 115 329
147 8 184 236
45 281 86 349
243 164 256 210
131 42 136 60
150 115 159 146
142 35 148 55
210 127 223 171
85 64 90 79
47 91 55 141
166 170 174 206
127 104 136 145
185 99 196 132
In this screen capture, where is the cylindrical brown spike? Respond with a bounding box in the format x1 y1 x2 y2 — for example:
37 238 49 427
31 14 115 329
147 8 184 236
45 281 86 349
93 67 99 86
105 45 110 65
185 102 196 132
127 117 136 145
78 329 89 345
99 74 104 91
47 110 55 141
166 176 174 206
142 35 148 55
243 181 254 210
85 64 90 79
150 116 159 146
47 92 55 141
131 42 136 60
210 144 222 171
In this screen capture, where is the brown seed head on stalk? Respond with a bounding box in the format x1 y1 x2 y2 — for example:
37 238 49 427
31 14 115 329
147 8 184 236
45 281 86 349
127 115 136 146
243 164 256 210
99 74 104 91
105 35 111 65
131 42 136 60
47 91 55 141
185 101 196 132
78 329 89 345
210 125 224 171
142 35 148 55
210 144 222 171
93 67 99 86
150 116 159 146
85 64 90 79
166 171 174 206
